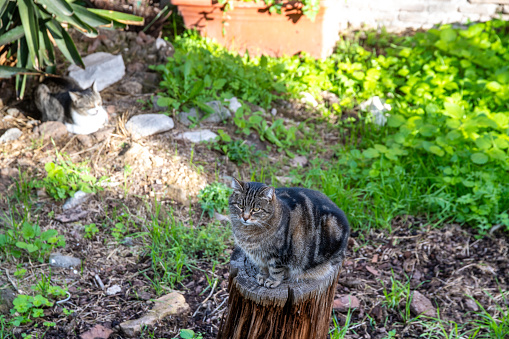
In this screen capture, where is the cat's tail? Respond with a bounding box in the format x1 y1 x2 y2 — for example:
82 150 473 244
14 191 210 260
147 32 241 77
34 84 50 118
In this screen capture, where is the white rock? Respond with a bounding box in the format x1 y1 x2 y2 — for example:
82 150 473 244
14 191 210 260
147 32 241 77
0 128 22 143
291 155 308 167
49 253 81 269
300 92 318 107
359 96 391 126
106 284 122 296
6 108 20 116
62 190 92 210
126 114 174 138
270 108 277 116
155 38 168 50
68 52 126 91
181 130 218 143
226 97 242 114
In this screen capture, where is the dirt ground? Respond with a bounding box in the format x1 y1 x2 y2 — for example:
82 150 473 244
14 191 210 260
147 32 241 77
0 28 508 339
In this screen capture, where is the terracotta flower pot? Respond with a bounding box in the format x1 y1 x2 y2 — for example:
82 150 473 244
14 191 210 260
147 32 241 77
170 0 340 58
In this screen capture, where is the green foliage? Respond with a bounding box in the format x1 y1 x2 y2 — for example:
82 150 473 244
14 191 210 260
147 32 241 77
32 155 107 201
148 204 231 291
153 31 285 112
209 129 263 164
0 0 143 97
330 309 357 338
198 182 233 218
0 219 65 262
179 329 203 339
84 223 99 239
470 292 509 338
10 273 67 326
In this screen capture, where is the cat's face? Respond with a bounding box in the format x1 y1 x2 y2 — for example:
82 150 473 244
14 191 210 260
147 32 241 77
229 179 275 227
69 82 103 117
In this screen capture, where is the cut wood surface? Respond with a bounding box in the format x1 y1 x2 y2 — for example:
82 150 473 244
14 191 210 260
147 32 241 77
217 248 341 339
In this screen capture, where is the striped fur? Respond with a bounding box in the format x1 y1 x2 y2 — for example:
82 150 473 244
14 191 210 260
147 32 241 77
229 179 350 288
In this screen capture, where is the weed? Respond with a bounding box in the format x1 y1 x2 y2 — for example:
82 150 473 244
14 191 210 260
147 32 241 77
329 309 357 338
380 273 414 323
470 291 509 338
84 223 99 239
147 203 230 292
0 217 65 262
179 329 203 339
197 182 232 218
32 153 107 201
209 129 263 164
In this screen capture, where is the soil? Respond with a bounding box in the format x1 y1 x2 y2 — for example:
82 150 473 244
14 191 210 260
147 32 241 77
0 28 508 339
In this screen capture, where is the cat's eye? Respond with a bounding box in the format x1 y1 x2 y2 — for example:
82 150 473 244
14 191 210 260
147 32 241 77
252 207 260 212
236 204 244 209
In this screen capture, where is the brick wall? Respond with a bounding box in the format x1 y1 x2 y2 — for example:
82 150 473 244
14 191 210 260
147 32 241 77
334 0 509 31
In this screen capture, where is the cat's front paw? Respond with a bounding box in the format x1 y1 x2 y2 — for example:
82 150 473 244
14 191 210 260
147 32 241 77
263 278 282 289
256 273 268 286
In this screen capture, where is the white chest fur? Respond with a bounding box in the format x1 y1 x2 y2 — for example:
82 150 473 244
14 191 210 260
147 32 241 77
65 106 108 135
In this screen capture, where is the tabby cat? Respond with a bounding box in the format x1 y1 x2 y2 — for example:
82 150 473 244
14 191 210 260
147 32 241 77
34 77 108 135
229 179 350 288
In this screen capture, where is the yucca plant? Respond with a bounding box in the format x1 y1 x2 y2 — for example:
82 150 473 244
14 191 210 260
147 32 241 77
0 0 144 98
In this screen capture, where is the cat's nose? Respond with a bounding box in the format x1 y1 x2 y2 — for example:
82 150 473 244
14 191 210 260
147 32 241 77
242 213 250 221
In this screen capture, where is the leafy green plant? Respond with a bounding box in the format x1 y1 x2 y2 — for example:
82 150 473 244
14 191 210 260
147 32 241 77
153 31 285 113
84 223 99 239
32 155 107 201
179 329 203 339
0 0 143 97
0 220 65 262
10 294 53 326
209 129 263 164
11 272 68 326
197 182 232 217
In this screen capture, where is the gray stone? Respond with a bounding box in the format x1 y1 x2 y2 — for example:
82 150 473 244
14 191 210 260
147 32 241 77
465 298 479 312
0 128 22 143
180 130 218 143
6 108 20 117
33 121 68 140
126 114 174 138
62 190 92 211
290 155 308 167
49 253 82 269
121 237 134 247
120 292 190 337
410 291 436 317
106 284 122 296
178 101 231 126
359 96 391 126
226 97 242 114
270 108 277 116
0 284 15 315
68 52 126 91
120 81 143 95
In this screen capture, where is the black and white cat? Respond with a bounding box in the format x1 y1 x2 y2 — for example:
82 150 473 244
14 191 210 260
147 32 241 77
34 77 108 135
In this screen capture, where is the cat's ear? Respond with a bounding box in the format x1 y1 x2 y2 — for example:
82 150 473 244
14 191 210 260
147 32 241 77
91 81 98 93
261 186 275 201
231 178 244 191
69 91 80 103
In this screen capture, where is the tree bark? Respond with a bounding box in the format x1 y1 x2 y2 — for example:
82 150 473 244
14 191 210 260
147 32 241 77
217 248 341 339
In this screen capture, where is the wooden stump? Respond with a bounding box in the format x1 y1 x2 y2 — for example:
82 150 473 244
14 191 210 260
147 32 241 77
217 248 341 339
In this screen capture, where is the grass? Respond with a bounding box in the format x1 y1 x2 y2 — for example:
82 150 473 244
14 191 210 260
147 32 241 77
145 202 231 294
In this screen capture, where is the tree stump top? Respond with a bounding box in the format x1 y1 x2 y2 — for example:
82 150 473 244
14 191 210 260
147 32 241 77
230 247 340 308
